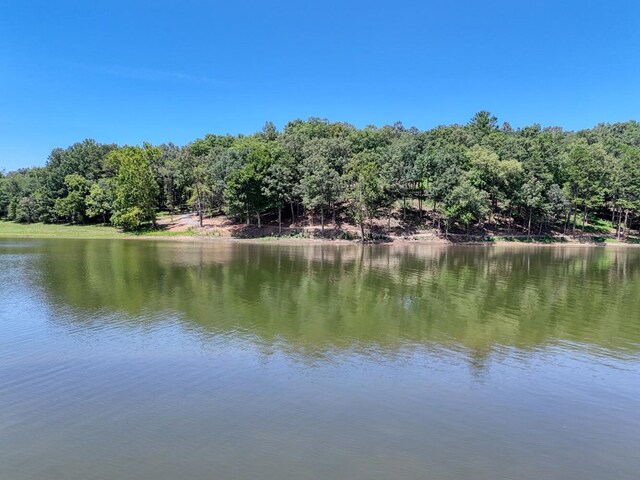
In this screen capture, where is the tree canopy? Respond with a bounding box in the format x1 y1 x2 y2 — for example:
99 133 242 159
2 114 640 238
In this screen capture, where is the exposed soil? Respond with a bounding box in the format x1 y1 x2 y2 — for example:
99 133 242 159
155 211 640 247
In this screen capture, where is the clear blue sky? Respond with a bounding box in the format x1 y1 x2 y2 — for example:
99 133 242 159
1 0 639 170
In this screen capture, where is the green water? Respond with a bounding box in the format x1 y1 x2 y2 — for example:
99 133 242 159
1 239 639 479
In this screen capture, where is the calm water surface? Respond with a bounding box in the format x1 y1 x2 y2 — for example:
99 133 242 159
1 239 639 480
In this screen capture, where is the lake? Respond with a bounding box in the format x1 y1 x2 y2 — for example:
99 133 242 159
1 239 639 480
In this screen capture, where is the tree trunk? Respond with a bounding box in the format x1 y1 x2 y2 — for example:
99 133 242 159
195 184 204 228
616 207 622 240
278 207 282 234
320 208 324 233
402 197 406 221
257 211 261 228
623 209 629 238
290 202 295 224
359 219 365 242
527 208 532 238
583 201 588 226
245 202 250 226
572 206 577 234
538 215 544 236
489 196 494 225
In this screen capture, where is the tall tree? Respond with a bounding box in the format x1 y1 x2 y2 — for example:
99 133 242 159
224 137 273 227
442 177 489 237
566 141 607 229
345 152 384 241
85 180 113 224
467 145 501 223
179 141 212 227
468 111 498 143
263 151 296 233
299 154 343 232
108 145 160 231
53 174 90 223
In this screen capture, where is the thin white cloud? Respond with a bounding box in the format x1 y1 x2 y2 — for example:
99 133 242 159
84 64 225 85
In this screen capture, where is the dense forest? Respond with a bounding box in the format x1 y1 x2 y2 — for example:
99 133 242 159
1 112 640 239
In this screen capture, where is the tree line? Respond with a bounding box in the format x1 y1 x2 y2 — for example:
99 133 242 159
1 112 639 238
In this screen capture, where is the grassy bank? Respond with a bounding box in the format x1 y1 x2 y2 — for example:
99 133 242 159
0 221 199 239
0 221 124 238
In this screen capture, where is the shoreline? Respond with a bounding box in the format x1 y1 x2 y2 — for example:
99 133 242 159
2 234 639 250
1 220 638 248
129 235 640 248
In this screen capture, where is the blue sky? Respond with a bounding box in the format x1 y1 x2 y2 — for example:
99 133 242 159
1 0 639 170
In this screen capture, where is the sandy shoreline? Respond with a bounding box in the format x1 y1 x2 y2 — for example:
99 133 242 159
122 233 640 248
1 219 638 247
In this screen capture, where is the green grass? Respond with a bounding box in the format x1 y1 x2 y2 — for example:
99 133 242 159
486 235 568 244
605 235 640 244
0 221 202 238
0 221 200 239
573 216 614 234
0 221 124 238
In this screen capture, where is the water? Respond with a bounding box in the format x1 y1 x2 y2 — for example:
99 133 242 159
1 239 639 480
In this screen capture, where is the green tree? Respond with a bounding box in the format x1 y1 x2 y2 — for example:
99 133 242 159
545 183 571 233
14 196 39 223
566 141 607 229
263 151 296 233
418 126 470 228
383 133 421 221
298 154 343 232
0 172 8 218
179 141 213 227
85 180 113 224
616 147 640 237
468 111 498 143
442 178 489 237
42 139 116 221
345 152 384 241
467 145 501 223
520 173 545 237
155 143 184 216
498 159 524 232
224 138 273 227
53 174 90 223
109 145 160 231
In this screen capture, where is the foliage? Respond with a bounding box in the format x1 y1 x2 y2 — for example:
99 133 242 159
108 145 160 231
54 174 90 223
85 180 113 223
2 115 640 239
298 152 343 230
345 151 385 239
442 178 490 234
